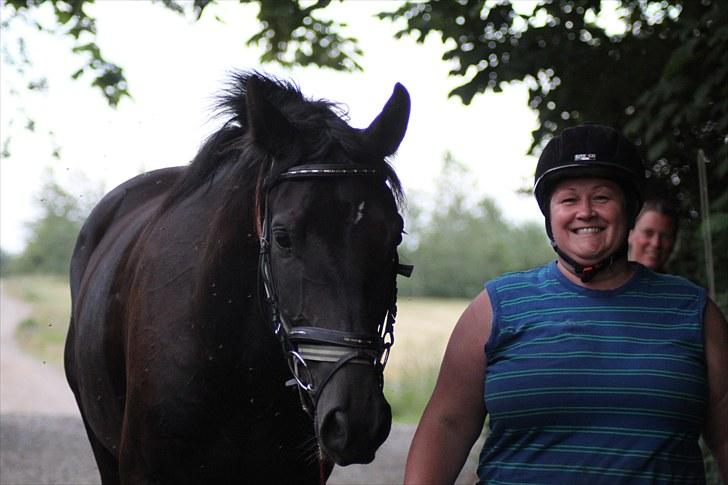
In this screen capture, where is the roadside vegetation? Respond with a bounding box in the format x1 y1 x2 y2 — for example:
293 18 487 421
3 274 70 368
1 271 466 423
384 298 470 423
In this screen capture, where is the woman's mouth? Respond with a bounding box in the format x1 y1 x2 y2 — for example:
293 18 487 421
573 227 603 234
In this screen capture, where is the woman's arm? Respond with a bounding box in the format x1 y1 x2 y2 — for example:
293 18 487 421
404 290 492 484
703 298 728 482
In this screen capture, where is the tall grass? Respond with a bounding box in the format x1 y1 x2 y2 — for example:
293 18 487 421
385 359 440 424
383 297 469 423
2 274 71 368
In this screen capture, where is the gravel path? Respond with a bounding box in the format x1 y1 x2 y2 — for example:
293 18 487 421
0 286 480 484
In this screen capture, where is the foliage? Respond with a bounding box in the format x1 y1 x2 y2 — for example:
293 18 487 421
10 171 99 275
3 274 71 367
0 249 16 275
3 0 129 107
378 0 727 303
400 153 554 298
240 0 363 70
3 0 726 301
1 0 361 110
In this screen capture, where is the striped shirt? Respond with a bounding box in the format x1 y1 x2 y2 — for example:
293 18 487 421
478 261 707 484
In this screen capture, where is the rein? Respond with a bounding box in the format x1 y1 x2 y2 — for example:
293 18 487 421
257 163 412 418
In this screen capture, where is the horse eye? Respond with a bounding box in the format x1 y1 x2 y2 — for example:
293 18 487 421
273 231 292 250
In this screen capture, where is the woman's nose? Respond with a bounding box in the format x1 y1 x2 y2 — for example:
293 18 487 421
576 199 595 218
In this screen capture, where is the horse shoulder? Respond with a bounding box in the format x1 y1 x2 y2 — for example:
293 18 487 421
67 167 184 455
70 167 184 300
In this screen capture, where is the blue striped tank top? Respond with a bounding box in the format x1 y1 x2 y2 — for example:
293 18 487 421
478 261 707 484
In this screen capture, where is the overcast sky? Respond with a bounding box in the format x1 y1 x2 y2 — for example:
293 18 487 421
0 1 543 253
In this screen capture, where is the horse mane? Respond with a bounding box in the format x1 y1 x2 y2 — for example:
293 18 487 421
160 71 404 214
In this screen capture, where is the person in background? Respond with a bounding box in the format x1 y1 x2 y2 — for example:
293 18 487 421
404 124 728 485
628 196 679 271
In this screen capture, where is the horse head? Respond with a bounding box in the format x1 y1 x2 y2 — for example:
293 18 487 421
247 75 410 465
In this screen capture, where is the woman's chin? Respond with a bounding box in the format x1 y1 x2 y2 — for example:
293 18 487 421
564 248 607 266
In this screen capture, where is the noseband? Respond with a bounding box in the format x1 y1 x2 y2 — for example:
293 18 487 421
258 163 413 417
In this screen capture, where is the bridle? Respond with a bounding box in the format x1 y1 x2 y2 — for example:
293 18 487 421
257 163 413 417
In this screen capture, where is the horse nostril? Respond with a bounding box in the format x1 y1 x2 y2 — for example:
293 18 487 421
320 410 349 450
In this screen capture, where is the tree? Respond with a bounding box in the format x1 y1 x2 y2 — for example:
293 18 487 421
3 0 726 302
11 171 100 274
1 0 362 109
400 153 553 298
0 249 15 275
380 0 727 305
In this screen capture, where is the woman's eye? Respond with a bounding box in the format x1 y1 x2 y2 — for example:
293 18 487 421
273 231 292 249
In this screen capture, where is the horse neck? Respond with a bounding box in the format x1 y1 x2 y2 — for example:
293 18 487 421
192 160 268 339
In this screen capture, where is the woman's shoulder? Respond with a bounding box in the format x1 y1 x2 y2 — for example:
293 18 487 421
638 266 705 293
487 261 554 290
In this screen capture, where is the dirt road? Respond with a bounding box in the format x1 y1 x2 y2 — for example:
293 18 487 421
0 285 78 416
0 282 99 484
0 286 480 484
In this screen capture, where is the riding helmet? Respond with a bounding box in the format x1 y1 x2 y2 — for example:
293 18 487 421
534 123 646 240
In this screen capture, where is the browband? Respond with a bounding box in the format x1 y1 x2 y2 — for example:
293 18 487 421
267 164 380 188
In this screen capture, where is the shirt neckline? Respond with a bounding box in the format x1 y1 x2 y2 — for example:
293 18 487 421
548 260 645 298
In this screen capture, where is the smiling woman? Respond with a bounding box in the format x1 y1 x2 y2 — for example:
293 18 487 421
548 178 628 274
404 124 728 485
532 124 646 285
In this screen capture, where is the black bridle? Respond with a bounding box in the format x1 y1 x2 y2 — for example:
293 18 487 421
258 163 413 417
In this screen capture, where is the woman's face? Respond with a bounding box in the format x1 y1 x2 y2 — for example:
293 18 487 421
549 177 628 266
628 210 675 270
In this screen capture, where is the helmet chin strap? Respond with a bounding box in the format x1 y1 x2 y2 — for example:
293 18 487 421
552 241 628 283
544 210 632 283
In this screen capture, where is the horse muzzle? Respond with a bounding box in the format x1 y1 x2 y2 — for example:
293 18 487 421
315 369 392 465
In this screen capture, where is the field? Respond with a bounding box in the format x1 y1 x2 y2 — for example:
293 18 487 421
1 274 468 423
383 297 469 422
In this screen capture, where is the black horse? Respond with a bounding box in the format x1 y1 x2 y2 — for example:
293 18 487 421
64 72 411 484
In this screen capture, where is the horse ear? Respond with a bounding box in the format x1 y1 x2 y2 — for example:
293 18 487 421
245 75 296 153
362 83 411 158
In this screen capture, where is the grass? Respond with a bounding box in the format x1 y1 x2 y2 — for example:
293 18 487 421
2 274 72 368
384 297 470 423
1 274 467 423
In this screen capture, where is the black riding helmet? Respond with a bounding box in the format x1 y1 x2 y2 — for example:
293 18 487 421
534 124 646 282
